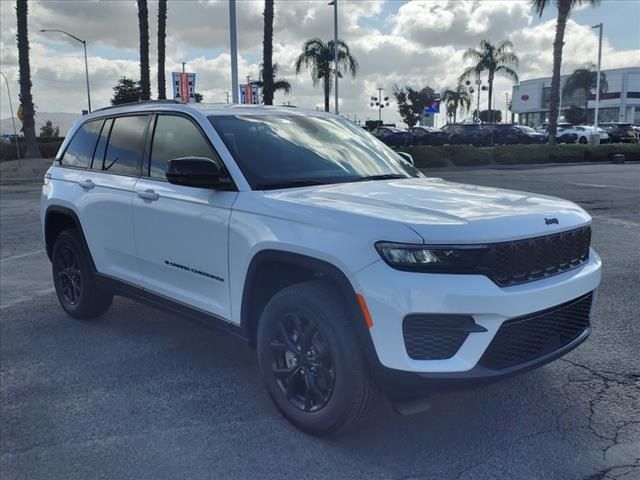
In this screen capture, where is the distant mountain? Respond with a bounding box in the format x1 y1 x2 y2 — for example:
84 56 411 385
1 112 82 137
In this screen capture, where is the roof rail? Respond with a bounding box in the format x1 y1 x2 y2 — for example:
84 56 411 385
93 99 181 113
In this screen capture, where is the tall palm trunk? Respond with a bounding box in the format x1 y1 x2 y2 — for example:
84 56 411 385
262 0 274 105
548 0 571 144
323 76 330 112
487 70 494 123
16 0 40 158
138 0 150 101
157 0 167 99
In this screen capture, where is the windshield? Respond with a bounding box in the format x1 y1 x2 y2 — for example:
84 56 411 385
209 114 421 190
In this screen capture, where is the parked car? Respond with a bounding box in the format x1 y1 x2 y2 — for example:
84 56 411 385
441 123 491 146
598 123 638 143
558 125 610 144
372 126 411 148
409 126 450 146
486 124 546 145
42 101 601 436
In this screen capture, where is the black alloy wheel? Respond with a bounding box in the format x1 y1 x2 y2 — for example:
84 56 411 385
270 313 335 412
54 244 82 306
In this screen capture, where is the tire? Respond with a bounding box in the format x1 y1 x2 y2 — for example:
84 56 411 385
51 229 113 320
579 136 588 144
257 281 377 436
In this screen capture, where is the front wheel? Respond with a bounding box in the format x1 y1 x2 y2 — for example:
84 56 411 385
257 282 377 436
579 136 588 144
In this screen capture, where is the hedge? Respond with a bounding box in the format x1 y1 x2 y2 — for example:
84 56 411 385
398 143 640 169
0 140 64 161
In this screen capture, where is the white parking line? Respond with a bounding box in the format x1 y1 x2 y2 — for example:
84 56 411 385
0 250 45 263
572 183 639 190
0 287 55 311
592 216 640 228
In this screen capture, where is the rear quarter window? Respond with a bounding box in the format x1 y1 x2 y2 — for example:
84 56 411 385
60 120 104 169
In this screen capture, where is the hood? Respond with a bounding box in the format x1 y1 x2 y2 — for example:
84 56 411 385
264 178 591 244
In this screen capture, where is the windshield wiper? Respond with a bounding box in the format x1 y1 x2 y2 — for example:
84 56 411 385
254 179 329 190
351 174 408 182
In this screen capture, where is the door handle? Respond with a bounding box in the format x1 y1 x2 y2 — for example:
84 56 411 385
136 189 159 201
78 179 95 190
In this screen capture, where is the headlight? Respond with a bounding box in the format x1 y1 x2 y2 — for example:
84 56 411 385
375 242 488 272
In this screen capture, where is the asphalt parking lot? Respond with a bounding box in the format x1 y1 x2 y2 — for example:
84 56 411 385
1 163 639 480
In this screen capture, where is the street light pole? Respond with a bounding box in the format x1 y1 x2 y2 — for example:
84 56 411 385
592 23 603 131
0 71 20 161
329 0 339 114
229 0 239 104
40 29 91 113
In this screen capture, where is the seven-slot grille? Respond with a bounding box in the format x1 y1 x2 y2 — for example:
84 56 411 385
479 293 593 370
484 226 591 287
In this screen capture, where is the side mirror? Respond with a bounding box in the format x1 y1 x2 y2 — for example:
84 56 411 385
397 151 414 166
166 157 230 189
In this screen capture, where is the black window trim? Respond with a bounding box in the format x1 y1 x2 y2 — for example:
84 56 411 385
142 111 237 190
89 118 111 171
57 112 152 178
57 118 105 171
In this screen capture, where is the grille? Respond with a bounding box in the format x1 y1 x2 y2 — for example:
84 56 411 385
485 226 591 287
479 293 593 370
403 316 477 360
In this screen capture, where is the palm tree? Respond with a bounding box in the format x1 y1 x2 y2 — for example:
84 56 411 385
15 0 40 158
295 38 358 112
441 83 472 123
137 0 150 100
531 0 601 143
256 63 291 100
459 40 519 123
563 64 608 116
262 0 274 105
157 0 167 99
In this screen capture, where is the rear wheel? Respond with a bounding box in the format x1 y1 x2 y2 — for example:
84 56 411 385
52 229 113 320
257 281 377 436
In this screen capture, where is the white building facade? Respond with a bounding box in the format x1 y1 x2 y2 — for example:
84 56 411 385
511 67 640 126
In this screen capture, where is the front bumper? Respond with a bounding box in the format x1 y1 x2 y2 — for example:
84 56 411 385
352 248 601 375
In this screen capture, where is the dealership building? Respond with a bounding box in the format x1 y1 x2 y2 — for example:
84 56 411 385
511 66 640 126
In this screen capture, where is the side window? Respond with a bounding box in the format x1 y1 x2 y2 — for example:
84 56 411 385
103 115 148 176
60 120 103 168
149 115 217 179
90 118 113 171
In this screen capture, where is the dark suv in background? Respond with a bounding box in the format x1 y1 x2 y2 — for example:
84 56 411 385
599 123 638 143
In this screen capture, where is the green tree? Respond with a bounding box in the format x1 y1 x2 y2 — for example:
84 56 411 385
530 0 601 143
194 92 203 103
459 40 519 124
39 120 59 139
392 85 434 129
563 105 587 124
441 83 472 123
262 0 274 105
563 63 608 113
111 77 142 105
295 38 358 112
16 0 40 158
157 0 167 99
257 63 291 101
137 0 150 100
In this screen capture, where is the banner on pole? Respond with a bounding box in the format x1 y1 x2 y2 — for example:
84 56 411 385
172 72 197 103
239 83 260 105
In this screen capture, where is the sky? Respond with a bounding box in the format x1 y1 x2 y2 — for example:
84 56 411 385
0 0 639 127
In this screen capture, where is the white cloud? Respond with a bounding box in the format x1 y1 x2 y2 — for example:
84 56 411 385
1 0 638 129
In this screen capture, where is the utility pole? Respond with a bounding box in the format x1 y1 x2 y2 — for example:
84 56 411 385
592 22 603 139
0 71 20 161
229 0 239 104
182 62 186 74
505 92 509 124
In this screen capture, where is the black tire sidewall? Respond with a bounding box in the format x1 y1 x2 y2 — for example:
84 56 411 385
257 283 369 436
52 229 109 319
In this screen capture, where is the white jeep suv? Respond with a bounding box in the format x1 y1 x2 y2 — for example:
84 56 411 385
41 102 602 435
